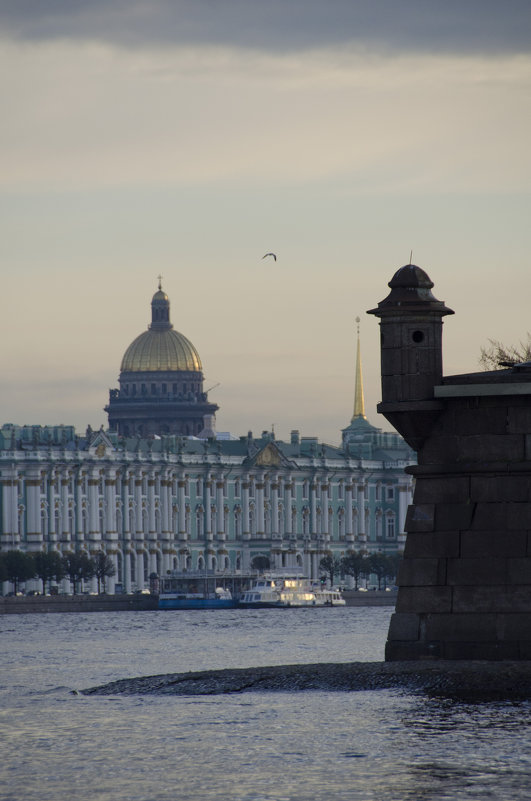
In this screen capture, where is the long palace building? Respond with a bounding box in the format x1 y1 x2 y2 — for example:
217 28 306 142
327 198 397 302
0 286 414 593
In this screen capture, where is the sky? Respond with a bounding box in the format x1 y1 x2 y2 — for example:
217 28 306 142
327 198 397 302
1 1 531 445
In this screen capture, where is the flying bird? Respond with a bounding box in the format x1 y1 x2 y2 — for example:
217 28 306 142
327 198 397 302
262 252 277 261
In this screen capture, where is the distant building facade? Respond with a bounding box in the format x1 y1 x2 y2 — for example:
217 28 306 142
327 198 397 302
0 296 415 594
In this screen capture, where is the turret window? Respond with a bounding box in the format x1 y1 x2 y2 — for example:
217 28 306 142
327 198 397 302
412 330 424 343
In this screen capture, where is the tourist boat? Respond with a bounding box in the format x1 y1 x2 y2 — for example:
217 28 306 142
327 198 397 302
238 574 346 608
318 587 346 606
158 571 242 609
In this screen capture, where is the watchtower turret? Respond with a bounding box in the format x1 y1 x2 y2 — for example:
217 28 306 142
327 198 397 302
367 264 454 449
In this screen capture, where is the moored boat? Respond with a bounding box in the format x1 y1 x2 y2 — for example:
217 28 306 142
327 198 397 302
158 571 250 609
238 573 345 608
317 587 346 606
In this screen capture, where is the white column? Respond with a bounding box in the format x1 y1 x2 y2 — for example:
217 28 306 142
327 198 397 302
134 472 144 542
242 476 250 540
204 476 212 541
160 474 172 575
87 471 101 551
124 550 132 593
357 483 367 547
178 476 187 540
47 470 57 547
61 472 71 548
216 477 225 541
26 468 42 552
283 478 292 537
256 476 265 537
103 470 118 592
104 471 117 544
87 469 101 591
310 480 318 536
121 471 132 592
270 476 279 539
320 480 329 538
1 469 19 550
147 472 158 576
345 482 354 544
147 473 156 538
134 471 144 590
75 472 84 548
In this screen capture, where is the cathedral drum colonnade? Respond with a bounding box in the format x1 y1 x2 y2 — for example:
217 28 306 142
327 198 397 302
0 285 414 594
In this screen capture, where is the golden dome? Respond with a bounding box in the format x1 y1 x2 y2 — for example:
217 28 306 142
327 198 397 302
120 283 203 373
120 329 202 373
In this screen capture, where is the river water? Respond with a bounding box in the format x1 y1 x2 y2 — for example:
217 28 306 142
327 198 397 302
1 607 530 801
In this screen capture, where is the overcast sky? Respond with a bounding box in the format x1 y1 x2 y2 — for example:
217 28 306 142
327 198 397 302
1 1 531 444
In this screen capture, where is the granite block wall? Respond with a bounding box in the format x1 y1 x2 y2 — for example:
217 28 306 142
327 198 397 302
386 394 531 660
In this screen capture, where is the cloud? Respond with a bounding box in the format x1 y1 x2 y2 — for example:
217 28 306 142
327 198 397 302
1 0 530 55
1 40 530 194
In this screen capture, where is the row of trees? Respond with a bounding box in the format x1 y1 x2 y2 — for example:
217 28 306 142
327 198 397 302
0 550 116 595
319 551 400 590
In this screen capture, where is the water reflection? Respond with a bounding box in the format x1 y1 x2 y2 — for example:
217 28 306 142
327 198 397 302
386 697 531 801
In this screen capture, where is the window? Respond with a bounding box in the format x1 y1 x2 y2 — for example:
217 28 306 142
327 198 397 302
386 486 395 501
386 516 396 539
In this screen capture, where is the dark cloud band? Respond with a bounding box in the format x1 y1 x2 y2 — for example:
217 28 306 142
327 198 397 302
1 0 530 54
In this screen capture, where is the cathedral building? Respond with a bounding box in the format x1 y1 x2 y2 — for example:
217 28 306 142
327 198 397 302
105 282 218 437
0 286 415 594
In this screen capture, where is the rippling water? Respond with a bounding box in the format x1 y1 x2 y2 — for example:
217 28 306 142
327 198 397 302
1 608 530 801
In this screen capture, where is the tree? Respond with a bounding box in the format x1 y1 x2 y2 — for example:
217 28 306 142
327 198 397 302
341 550 369 590
62 552 95 594
251 555 270 572
319 554 343 587
3 550 35 593
385 554 401 587
93 551 116 594
480 335 531 370
367 553 398 590
33 550 64 595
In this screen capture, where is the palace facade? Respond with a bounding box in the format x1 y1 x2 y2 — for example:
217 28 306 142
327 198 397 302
0 287 415 593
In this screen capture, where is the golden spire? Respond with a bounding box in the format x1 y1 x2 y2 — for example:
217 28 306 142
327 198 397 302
352 316 366 420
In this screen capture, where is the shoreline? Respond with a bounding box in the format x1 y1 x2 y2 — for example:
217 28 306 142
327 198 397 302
0 590 394 614
80 660 531 699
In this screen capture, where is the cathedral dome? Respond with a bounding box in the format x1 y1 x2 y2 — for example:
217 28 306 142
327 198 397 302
106 281 218 438
120 329 202 373
120 284 202 373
